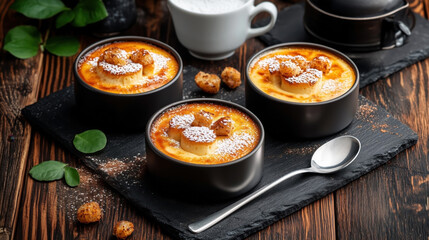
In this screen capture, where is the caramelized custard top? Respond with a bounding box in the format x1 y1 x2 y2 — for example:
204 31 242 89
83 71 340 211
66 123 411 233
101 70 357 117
248 47 356 103
77 41 179 94
150 103 261 165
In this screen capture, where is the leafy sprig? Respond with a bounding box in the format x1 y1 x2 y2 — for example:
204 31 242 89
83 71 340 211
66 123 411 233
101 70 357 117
29 160 80 187
3 0 108 59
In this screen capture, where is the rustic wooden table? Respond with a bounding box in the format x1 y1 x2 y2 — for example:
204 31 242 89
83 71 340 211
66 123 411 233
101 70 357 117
1 0 428 239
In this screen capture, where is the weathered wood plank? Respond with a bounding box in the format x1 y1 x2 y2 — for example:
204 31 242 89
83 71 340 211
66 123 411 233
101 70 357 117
335 166 429 239
247 194 336 240
336 0 429 239
0 2 45 240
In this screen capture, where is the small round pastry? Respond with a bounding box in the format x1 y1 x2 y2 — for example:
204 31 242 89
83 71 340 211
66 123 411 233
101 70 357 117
280 68 323 95
290 55 309 71
77 202 102 224
192 110 213 127
167 114 195 141
130 48 155 75
98 47 128 66
279 61 302 78
221 67 241 89
310 56 332 74
113 220 134 239
96 47 143 86
195 71 221 94
180 126 216 156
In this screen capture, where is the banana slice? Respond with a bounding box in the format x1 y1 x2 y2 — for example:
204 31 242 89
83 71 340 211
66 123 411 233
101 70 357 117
211 116 233 136
180 126 216 156
168 114 195 141
280 68 323 95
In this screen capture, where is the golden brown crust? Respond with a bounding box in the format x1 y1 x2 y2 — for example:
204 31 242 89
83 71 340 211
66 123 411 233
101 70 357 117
221 67 241 89
195 71 221 94
192 110 213 127
77 202 102 224
211 116 233 136
113 220 134 239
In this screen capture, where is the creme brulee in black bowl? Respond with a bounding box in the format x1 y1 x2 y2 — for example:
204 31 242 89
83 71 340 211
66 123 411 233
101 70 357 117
145 98 265 199
246 42 359 138
74 36 183 130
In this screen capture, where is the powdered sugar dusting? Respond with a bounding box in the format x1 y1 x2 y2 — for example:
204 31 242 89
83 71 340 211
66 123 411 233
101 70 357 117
285 68 322 84
98 60 142 75
57 166 124 221
170 114 195 129
322 79 342 94
182 126 216 143
215 132 255 155
258 57 280 73
151 53 169 72
88 57 99 67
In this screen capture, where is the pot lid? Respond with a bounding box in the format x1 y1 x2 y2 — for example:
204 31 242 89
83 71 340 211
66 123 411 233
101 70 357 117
308 0 408 18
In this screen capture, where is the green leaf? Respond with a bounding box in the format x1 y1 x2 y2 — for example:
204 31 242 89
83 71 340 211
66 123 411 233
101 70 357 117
56 10 75 28
10 0 69 19
73 129 107 154
64 166 80 187
29 160 67 181
3 25 41 59
45 36 80 57
72 0 108 27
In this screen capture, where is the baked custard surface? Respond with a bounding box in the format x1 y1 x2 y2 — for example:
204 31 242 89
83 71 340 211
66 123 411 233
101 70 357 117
248 47 356 103
78 41 179 94
150 103 261 165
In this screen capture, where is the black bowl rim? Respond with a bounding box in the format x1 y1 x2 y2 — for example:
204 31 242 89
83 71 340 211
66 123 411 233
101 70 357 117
145 98 265 168
73 36 183 97
246 42 360 106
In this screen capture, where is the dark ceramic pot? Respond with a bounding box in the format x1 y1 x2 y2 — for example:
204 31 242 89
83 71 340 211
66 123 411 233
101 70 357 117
304 0 415 51
145 98 265 199
245 42 359 139
89 0 137 37
74 36 183 131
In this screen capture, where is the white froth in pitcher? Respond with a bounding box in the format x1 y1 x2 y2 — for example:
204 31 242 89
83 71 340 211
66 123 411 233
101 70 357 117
171 0 246 14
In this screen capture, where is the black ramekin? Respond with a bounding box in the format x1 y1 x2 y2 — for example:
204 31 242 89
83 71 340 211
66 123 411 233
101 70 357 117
145 98 265 199
245 42 359 139
73 36 183 131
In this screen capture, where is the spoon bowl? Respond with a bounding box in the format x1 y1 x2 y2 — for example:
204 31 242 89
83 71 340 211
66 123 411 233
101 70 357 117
188 135 361 233
311 135 361 173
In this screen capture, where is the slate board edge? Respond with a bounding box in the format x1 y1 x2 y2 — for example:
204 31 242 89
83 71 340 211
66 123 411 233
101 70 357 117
21 87 419 240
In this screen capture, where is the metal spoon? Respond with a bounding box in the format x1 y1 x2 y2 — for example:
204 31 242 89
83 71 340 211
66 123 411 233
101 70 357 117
188 135 361 233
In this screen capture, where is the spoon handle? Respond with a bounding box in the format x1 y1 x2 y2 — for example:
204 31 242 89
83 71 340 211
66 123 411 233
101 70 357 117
188 167 313 233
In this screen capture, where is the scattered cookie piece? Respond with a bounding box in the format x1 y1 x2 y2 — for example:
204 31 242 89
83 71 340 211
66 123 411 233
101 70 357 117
77 202 102 224
280 61 302 78
113 220 135 239
98 47 128 66
211 116 233 136
192 110 213 127
221 67 241 89
310 56 332 74
130 48 154 66
195 71 221 94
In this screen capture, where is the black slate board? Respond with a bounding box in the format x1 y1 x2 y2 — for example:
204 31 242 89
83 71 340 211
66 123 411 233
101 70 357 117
22 66 418 240
255 3 429 88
